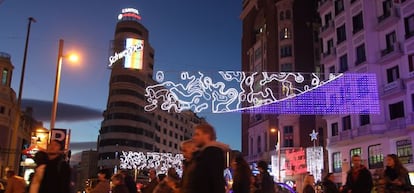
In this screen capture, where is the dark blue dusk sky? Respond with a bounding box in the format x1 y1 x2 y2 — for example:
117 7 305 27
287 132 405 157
0 0 242 150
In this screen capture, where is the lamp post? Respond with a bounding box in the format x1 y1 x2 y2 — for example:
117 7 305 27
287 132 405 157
49 39 78 130
50 39 64 130
17 17 36 108
271 128 281 182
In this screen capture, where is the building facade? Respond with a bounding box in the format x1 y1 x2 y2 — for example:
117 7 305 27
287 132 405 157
97 8 205 171
319 0 414 184
0 52 17 178
240 0 323 185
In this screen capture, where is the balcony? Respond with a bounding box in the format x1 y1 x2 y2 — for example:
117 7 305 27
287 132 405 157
378 43 403 64
356 125 384 136
380 79 405 98
321 47 336 63
386 117 407 131
339 130 352 140
318 0 332 13
406 31 414 40
320 20 335 37
376 8 401 31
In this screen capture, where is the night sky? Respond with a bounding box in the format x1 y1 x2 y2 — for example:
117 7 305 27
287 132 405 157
0 0 242 150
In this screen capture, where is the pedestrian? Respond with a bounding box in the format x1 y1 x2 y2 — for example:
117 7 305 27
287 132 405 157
230 153 251 193
383 154 413 193
88 169 110 193
153 168 180 193
29 151 48 193
38 139 71 193
256 160 275 193
4 170 26 193
120 170 137 193
179 139 198 193
322 173 339 193
343 154 373 193
249 175 260 193
303 174 316 193
141 168 158 193
189 123 230 193
111 173 129 193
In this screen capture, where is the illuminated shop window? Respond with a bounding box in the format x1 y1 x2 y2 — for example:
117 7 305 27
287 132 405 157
396 139 413 164
332 152 342 173
368 144 384 169
350 148 362 166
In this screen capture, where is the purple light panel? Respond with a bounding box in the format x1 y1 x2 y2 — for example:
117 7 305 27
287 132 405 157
241 73 379 114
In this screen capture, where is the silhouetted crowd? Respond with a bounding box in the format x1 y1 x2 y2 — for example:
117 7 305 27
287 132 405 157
2 125 414 193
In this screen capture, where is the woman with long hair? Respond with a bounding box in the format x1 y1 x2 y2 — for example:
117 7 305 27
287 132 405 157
384 154 412 193
303 174 316 193
231 154 252 193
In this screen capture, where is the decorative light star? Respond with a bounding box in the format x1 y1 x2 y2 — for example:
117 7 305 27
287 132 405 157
309 129 318 141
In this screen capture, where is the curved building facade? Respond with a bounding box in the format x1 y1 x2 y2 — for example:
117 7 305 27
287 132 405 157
98 8 205 170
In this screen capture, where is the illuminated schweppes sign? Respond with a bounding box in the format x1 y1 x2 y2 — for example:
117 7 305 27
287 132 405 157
108 38 144 70
118 8 141 21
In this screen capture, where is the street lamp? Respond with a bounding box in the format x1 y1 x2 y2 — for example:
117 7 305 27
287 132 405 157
49 39 79 130
270 128 281 182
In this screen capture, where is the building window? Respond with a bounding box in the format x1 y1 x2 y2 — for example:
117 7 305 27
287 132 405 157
339 54 348 72
389 101 405 120
334 0 344 16
352 12 364 34
280 28 291 40
324 12 332 26
1 69 8 86
329 66 335 74
378 0 392 23
336 24 346 44
333 152 342 173
360 114 370 126
280 11 284 20
355 44 366 65
385 31 397 51
409 54 414 72
284 136 294 147
342 115 351 131
257 136 261 153
281 63 293 72
368 144 384 169
350 148 362 167
412 94 414 112
331 122 339 136
397 139 413 164
0 106 4 114
284 126 293 134
405 14 414 39
280 45 292 58
386 66 399 83
286 10 291 19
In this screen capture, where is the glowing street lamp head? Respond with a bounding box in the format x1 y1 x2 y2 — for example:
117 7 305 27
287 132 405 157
270 128 277 133
68 54 79 62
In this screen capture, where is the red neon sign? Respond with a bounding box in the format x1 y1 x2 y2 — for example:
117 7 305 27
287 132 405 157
285 148 307 175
